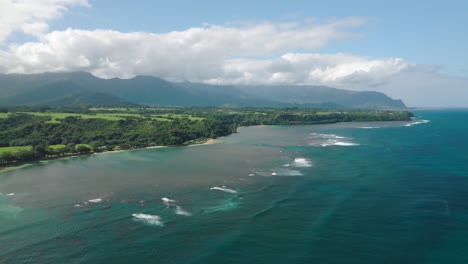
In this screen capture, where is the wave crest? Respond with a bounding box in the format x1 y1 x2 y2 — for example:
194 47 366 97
291 157 313 167
132 213 164 226
210 187 238 194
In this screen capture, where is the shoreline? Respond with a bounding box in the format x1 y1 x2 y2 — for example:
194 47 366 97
0 138 218 173
0 116 414 173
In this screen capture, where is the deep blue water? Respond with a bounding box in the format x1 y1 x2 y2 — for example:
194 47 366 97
1 110 468 263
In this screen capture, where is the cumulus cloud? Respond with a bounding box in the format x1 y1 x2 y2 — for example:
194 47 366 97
0 0 89 42
208 53 410 86
0 5 466 107
0 17 406 86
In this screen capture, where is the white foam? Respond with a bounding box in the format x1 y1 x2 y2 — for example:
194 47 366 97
73 204 83 208
309 133 359 147
248 173 255 177
7 193 15 196
271 172 277 176
88 198 102 203
132 213 164 226
161 197 175 203
175 206 192 216
210 187 238 194
320 141 360 147
292 157 313 167
405 120 430 127
360 126 379 129
310 133 344 139
334 142 360 146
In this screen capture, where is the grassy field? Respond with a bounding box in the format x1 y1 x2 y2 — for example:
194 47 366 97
0 144 86 154
16 112 204 123
49 144 66 149
21 112 132 123
75 144 92 149
0 146 31 154
0 113 10 118
151 113 205 121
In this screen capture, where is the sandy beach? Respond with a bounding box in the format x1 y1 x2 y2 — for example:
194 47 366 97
0 139 219 173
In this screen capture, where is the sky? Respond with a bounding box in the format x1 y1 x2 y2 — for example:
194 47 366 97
0 0 467 107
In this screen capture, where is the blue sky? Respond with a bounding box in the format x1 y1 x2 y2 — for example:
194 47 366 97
54 0 468 76
1 0 467 106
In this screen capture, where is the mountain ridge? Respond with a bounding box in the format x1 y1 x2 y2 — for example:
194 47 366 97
0 72 406 109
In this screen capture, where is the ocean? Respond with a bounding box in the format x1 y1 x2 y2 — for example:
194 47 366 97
1 110 468 263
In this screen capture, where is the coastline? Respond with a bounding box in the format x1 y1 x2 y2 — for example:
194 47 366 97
0 115 414 174
0 138 218 173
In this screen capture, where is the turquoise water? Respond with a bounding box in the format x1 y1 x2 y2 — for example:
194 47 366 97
1 110 468 263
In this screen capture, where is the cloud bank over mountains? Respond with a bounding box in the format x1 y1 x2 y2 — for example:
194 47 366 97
0 0 466 107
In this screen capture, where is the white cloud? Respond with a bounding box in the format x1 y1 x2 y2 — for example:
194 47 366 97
0 18 383 82
207 53 410 86
0 0 89 42
0 9 466 107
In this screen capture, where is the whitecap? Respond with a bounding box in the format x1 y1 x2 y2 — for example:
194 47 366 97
161 197 175 203
271 172 277 176
210 187 238 194
309 133 359 147
320 141 360 147
405 120 430 127
310 133 345 139
248 173 255 177
132 213 164 226
7 193 15 196
334 142 360 146
73 204 83 208
88 198 102 203
360 126 379 129
175 206 192 216
291 157 313 167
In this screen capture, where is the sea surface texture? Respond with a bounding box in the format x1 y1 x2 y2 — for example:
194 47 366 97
1 110 467 263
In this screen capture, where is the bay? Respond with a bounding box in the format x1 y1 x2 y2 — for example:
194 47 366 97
1 110 468 263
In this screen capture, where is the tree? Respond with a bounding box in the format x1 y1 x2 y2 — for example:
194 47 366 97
32 143 48 158
1 152 15 163
76 145 92 154
14 150 35 161
66 143 77 154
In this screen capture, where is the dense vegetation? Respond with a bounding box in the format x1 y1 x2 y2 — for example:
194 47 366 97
0 107 413 167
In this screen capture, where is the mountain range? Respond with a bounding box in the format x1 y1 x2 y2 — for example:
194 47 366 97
0 72 406 109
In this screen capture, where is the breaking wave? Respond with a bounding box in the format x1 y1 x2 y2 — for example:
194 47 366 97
175 206 192 216
309 133 359 147
291 157 313 167
210 187 238 194
333 142 360 146
132 213 164 226
405 120 430 127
